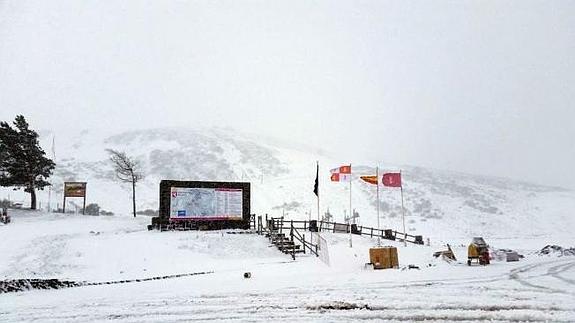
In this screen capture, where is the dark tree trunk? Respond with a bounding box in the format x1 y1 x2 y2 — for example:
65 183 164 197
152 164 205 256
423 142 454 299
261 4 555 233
30 186 37 210
132 179 136 218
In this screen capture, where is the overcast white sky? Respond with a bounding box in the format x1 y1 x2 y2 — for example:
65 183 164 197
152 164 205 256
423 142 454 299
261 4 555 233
1 0 574 189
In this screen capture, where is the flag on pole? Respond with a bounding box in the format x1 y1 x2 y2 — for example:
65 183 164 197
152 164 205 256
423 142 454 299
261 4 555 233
360 175 378 185
313 162 319 197
382 172 402 187
330 165 351 182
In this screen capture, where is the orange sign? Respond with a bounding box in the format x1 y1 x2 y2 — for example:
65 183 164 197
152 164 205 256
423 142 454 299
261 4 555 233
64 182 87 197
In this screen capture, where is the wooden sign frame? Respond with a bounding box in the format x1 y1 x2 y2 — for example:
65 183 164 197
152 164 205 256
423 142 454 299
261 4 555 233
63 182 87 214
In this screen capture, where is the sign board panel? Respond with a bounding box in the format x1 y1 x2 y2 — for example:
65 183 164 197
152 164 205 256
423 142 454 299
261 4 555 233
314 233 330 266
158 180 251 230
333 223 349 233
64 182 87 197
169 187 243 220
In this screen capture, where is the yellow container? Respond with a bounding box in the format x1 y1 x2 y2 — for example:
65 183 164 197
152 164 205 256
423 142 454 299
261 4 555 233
468 244 479 258
369 247 399 269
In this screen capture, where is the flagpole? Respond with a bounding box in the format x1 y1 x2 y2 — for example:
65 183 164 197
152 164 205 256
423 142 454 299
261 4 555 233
311 161 319 246
400 170 407 247
376 165 380 247
349 163 353 248
48 135 56 212
317 161 320 223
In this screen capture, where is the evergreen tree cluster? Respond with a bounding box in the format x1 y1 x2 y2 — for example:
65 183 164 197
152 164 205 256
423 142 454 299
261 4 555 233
0 115 55 209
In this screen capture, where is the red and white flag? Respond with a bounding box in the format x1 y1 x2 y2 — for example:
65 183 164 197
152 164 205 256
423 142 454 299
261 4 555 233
382 172 402 187
330 165 351 182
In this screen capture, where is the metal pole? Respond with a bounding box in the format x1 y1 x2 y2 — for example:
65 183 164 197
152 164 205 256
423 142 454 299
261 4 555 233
317 161 320 222
48 135 56 213
62 185 66 214
377 165 380 247
82 183 86 215
400 170 407 247
48 187 52 212
349 163 353 248
318 161 320 223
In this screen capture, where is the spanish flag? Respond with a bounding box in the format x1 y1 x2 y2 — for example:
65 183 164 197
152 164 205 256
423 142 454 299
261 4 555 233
360 175 378 185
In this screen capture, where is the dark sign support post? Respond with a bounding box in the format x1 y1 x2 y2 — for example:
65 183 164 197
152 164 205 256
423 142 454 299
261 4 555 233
83 184 86 215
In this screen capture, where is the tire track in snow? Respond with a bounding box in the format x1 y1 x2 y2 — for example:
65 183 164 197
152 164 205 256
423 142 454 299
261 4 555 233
3 260 575 322
547 261 575 285
320 259 567 292
509 259 575 294
5 291 573 322
2 234 75 278
11 295 574 323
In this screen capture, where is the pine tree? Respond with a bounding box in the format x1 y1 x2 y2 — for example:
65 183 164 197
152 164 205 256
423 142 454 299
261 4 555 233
0 115 56 209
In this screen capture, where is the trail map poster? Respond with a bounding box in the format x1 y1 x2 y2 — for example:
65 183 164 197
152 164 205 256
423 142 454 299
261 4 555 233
169 187 243 220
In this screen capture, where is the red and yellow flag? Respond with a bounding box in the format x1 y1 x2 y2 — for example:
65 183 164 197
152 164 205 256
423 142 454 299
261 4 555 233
360 175 378 185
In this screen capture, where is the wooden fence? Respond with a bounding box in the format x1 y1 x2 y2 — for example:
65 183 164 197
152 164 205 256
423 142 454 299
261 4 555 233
260 216 424 245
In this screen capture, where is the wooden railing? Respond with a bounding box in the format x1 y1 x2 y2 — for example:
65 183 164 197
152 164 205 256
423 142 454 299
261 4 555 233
261 216 424 245
289 220 318 257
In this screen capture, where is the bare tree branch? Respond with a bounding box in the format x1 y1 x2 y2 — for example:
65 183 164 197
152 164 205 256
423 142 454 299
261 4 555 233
107 149 143 217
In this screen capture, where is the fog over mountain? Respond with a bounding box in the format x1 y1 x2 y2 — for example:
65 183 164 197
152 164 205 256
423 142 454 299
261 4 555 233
1 1 574 189
1 127 573 244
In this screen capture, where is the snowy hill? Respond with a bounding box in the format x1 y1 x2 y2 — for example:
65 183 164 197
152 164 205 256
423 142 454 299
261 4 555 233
2 127 574 243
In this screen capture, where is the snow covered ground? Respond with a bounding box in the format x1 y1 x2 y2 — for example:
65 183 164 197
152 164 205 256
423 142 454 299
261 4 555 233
1 209 574 322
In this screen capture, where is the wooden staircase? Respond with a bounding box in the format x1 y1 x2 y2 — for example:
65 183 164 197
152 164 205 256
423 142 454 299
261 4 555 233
258 216 319 259
266 231 305 255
